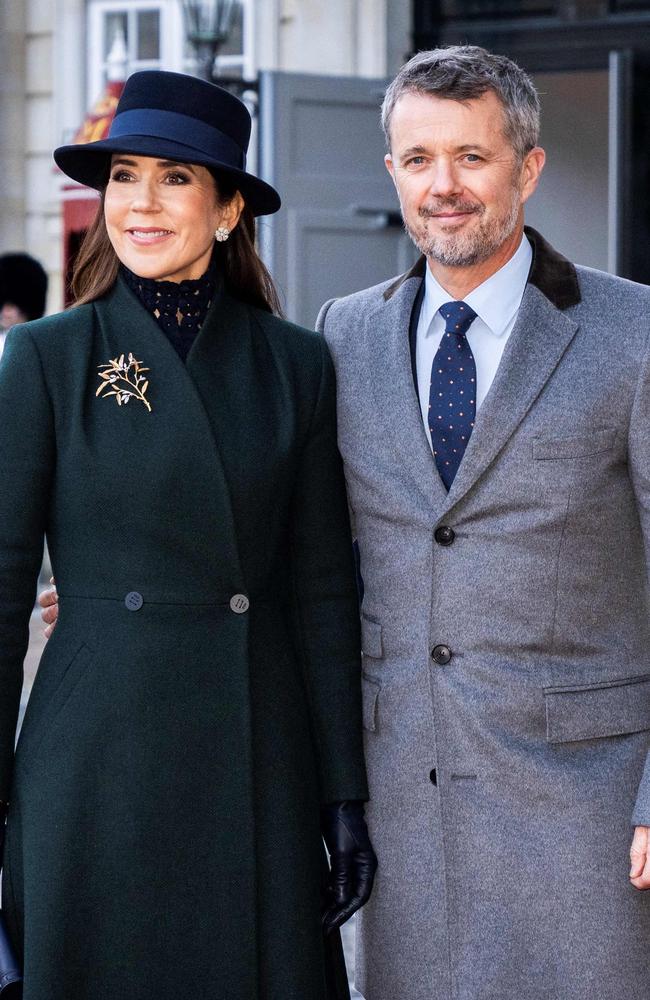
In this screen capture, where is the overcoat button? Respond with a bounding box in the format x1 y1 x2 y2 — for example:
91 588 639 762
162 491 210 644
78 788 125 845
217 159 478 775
431 644 452 665
229 594 250 614
434 525 455 546
125 591 143 612
429 768 437 785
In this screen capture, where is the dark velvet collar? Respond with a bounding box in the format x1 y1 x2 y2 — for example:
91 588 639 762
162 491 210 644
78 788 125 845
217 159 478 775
383 226 581 311
524 226 581 309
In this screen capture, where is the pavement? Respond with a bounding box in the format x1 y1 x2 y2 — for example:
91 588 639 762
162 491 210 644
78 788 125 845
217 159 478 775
341 916 364 997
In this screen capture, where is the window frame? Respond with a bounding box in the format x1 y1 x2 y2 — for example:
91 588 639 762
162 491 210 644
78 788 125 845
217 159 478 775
87 0 254 104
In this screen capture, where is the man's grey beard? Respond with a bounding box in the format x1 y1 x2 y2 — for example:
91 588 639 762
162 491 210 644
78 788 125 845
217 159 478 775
402 188 521 267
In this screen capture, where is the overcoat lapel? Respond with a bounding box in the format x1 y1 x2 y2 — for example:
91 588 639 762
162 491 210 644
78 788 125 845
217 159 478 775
442 283 579 512
185 289 267 499
93 278 246 589
440 228 582 512
375 228 581 516
369 268 449 512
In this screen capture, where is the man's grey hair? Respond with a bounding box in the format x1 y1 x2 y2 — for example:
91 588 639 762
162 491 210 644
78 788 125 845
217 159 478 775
381 45 540 162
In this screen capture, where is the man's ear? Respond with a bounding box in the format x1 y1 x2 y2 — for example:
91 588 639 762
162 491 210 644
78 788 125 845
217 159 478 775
520 146 546 206
385 153 397 188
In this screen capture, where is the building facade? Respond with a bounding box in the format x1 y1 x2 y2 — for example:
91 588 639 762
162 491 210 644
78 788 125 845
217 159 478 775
0 0 411 313
3 0 649 317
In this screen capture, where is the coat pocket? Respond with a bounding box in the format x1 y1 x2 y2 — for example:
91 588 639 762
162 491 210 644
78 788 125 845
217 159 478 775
544 673 650 744
17 642 96 761
532 427 616 461
360 614 383 659
361 673 381 732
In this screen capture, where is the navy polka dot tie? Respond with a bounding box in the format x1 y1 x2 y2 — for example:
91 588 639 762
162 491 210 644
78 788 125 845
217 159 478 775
428 301 478 490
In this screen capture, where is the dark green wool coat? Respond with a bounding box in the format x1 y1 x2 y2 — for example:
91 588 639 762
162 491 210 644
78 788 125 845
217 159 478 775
0 277 368 1000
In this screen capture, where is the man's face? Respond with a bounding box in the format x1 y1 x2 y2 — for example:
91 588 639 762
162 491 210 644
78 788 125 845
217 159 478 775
0 303 28 332
385 90 543 269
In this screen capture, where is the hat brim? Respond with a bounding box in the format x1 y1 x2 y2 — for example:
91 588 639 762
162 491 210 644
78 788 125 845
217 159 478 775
54 135 281 216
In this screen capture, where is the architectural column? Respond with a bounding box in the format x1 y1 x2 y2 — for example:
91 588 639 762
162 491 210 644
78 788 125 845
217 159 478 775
23 0 57 302
0 0 27 252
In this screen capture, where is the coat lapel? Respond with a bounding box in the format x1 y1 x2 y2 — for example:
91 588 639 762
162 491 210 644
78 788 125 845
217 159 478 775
368 263 449 512
185 289 270 519
369 228 582 515
93 277 246 588
442 280 579 513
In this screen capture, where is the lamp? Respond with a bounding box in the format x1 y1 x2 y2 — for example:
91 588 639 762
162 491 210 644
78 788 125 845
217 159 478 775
182 0 239 82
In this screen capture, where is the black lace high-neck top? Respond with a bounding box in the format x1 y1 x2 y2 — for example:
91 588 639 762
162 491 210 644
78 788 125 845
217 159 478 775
121 262 217 362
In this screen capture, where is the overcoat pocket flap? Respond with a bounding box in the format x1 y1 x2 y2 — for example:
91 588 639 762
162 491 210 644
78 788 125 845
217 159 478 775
360 615 383 659
533 427 616 461
361 673 380 732
544 674 650 744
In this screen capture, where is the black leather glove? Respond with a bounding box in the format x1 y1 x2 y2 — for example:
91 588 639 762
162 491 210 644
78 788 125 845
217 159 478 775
321 799 378 935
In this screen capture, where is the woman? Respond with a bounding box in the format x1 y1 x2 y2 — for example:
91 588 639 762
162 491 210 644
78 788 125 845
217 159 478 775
0 70 375 1000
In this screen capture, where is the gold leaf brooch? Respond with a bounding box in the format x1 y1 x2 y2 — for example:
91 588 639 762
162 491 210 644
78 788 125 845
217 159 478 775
96 353 152 412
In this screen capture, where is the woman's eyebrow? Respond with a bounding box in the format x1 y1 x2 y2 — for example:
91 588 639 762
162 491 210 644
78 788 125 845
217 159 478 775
109 158 197 171
157 160 196 171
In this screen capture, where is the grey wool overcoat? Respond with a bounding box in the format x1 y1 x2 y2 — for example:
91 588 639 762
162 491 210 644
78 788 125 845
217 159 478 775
318 228 650 1000
0 277 368 1000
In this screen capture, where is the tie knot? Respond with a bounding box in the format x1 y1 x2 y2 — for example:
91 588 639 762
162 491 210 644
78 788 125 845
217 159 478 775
439 300 477 336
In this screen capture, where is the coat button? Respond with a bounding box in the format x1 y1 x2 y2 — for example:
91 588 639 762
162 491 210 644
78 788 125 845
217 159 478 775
229 594 250 614
125 591 143 612
431 644 452 665
429 768 437 785
434 525 455 546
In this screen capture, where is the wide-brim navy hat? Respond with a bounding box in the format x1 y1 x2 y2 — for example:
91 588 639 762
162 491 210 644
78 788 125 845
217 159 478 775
54 70 281 217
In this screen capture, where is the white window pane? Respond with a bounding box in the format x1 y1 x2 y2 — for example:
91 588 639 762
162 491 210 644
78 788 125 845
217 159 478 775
220 1 243 57
137 10 160 61
104 12 128 58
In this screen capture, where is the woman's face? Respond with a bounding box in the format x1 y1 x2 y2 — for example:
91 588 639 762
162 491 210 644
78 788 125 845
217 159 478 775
104 154 242 282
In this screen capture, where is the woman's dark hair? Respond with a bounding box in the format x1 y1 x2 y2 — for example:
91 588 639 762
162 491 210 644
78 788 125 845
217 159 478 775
72 167 283 315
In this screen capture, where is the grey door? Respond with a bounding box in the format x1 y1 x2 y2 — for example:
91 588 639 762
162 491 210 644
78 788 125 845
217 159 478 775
258 71 417 327
525 68 611 273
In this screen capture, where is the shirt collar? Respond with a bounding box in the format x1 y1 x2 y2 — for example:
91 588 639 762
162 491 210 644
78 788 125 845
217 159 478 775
420 233 533 338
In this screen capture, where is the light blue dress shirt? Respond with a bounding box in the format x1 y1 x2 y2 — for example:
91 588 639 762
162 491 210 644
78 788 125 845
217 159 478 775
416 234 533 444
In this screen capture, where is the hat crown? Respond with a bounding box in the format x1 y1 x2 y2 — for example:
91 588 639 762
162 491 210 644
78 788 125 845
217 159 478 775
112 70 251 153
53 69 281 215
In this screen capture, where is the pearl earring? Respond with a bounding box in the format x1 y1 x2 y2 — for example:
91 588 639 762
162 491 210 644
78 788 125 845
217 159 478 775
214 227 230 243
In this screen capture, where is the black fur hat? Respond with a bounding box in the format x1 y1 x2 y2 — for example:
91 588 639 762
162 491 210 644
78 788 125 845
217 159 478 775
0 253 48 320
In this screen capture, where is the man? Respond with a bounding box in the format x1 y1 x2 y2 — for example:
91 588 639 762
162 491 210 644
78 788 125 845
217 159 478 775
0 253 48 357
316 46 650 1000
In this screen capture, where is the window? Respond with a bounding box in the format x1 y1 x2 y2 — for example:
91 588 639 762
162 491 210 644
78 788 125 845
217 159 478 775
87 1 253 104
88 1 175 101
